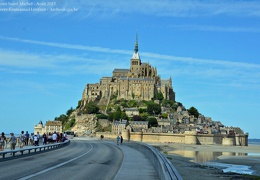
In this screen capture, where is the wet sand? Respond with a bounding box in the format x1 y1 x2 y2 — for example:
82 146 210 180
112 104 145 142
149 143 260 180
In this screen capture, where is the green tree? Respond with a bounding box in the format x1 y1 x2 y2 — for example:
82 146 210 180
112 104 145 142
108 113 114 121
161 113 168 119
66 107 74 116
139 108 147 113
96 113 108 119
69 119 75 127
121 101 128 108
162 99 174 107
113 111 121 120
147 117 158 127
147 103 161 115
76 100 81 109
55 114 68 125
140 112 149 121
155 91 164 101
188 106 199 118
85 102 99 114
120 112 128 120
129 100 138 107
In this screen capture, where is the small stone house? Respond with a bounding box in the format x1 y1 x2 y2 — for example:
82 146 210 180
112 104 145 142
125 108 139 117
112 119 128 134
128 121 148 132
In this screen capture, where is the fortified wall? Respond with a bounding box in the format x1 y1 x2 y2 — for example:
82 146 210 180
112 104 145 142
96 131 248 146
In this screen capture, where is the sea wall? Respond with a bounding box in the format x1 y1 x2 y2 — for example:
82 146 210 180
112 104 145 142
96 131 248 146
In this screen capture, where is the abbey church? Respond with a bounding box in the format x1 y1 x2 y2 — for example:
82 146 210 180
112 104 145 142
81 36 175 106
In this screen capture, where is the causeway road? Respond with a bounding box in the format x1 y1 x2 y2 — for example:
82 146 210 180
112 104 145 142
0 139 159 180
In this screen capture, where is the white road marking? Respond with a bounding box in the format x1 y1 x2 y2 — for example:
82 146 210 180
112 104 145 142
18 143 94 180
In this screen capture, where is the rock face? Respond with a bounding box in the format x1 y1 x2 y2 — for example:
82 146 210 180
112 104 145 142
71 114 97 136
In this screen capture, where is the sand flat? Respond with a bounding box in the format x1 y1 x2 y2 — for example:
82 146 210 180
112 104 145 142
149 143 260 179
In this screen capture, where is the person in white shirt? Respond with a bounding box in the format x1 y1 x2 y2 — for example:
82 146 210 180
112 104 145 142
52 132 57 143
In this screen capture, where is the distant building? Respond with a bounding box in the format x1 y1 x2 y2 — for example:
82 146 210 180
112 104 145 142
112 120 128 134
34 120 62 135
158 119 171 126
125 108 139 117
128 121 149 132
80 35 175 108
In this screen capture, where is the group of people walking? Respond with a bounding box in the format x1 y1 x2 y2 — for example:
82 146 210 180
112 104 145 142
0 131 67 154
0 132 19 152
116 135 123 145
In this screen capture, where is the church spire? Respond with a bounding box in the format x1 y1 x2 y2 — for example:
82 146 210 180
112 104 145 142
134 32 138 53
131 32 140 60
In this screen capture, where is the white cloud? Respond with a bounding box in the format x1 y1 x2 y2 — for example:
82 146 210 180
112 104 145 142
1 36 259 70
0 36 259 91
60 0 260 18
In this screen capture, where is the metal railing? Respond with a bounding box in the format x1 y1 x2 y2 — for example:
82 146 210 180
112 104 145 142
0 140 70 159
125 142 183 180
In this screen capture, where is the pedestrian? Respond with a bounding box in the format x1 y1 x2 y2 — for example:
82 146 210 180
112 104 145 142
52 131 57 143
33 134 38 146
19 131 25 149
116 135 120 145
25 131 29 146
47 133 52 144
120 135 123 145
36 132 40 145
42 133 47 145
30 133 34 145
9 133 17 154
100 135 104 140
0 132 6 152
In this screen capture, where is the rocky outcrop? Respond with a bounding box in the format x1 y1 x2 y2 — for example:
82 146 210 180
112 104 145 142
71 114 97 136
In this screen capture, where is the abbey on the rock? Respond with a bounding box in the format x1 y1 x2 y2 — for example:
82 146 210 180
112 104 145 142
81 36 175 106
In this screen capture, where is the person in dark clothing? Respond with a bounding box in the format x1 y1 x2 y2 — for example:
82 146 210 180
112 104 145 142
25 131 29 146
120 136 123 145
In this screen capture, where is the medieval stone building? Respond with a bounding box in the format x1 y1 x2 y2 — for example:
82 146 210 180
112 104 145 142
81 36 175 107
34 120 62 135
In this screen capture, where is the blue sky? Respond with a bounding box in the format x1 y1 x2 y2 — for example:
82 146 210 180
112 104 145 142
0 0 259 138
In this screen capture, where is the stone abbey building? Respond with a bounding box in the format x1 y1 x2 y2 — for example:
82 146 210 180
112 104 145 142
81 36 175 107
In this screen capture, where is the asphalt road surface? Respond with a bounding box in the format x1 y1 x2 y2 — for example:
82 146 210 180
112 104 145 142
0 140 123 180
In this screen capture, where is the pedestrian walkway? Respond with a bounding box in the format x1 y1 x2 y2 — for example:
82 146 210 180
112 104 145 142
112 142 159 180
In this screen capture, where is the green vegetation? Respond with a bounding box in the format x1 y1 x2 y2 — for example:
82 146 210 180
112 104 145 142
110 90 118 100
161 113 168 119
138 108 147 113
187 106 199 118
128 100 138 107
147 103 161 115
76 100 81 109
162 99 174 108
107 108 128 122
154 91 164 101
96 113 108 119
64 119 76 130
53 97 204 134
140 112 149 121
147 117 158 127
54 107 76 131
84 101 99 114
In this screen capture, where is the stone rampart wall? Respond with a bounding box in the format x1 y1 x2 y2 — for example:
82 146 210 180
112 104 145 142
96 131 248 146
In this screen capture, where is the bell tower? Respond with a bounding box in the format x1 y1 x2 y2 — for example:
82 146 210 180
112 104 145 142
130 33 141 78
